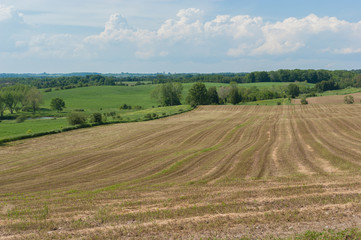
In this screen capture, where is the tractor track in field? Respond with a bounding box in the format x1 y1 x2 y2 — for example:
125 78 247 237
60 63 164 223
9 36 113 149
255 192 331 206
1 104 361 239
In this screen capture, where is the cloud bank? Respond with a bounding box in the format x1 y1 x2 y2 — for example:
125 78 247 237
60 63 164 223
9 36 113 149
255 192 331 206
1 5 361 72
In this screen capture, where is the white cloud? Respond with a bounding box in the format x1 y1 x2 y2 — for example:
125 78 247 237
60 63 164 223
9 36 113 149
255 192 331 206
0 4 28 51
252 14 361 55
333 48 361 54
1 4 361 72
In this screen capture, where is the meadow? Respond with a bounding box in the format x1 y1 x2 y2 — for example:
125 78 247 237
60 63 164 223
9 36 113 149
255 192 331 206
1 104 361 239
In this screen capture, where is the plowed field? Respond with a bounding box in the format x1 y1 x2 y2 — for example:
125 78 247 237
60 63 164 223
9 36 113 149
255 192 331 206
1 105 361 239
294 92 361 104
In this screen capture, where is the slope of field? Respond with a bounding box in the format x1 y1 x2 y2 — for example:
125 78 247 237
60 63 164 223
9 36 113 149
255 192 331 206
294 92 361 104
1 104 361 239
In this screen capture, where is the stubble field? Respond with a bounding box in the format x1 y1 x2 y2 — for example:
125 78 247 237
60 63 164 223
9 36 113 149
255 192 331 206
1 104 361 239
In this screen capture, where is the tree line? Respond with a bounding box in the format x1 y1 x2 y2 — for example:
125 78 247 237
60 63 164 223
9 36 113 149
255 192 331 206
151 82 304 108
1 70 360 90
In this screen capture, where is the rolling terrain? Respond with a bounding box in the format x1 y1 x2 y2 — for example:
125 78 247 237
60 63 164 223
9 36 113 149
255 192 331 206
1 104 361 239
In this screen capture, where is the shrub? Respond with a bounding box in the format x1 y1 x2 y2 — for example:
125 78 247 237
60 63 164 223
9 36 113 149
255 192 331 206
277 101 281 105
91 113 102 123
301 97 308 105
344 95 354 104
68 112 87 125
16 115 27 123
44 88 52 92
144 113 153 120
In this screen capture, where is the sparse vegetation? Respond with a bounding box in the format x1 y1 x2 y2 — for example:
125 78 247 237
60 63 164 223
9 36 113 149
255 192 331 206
1 104 361 239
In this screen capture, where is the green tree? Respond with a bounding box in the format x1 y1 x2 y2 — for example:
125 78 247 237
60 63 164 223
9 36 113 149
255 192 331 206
207 87 219 104
50 98 66 112
25 87 43 112
228 87 242 105
3 90 20 114
217 86 230 104
287 84 300 98
0 92 5 117
151 82 183 106
187 82 208 107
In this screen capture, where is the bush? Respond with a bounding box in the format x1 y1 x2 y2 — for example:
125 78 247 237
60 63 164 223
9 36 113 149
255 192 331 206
91 113 102 123
277 101 282 105
344 95 354 104
144 113 153 120
301 97 308 105
16 115 27 123
68 112 87 125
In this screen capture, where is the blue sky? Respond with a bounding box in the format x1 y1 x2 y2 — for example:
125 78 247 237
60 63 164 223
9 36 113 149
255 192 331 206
0 0 361 73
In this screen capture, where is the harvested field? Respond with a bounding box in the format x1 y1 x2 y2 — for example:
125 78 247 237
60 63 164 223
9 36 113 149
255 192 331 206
1 104 361 239
294 92 361 104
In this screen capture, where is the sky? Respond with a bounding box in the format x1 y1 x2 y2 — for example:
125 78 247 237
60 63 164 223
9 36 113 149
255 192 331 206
0 0 361 73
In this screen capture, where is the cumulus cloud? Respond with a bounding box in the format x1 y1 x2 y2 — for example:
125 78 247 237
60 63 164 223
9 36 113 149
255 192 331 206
1 5 361 71
85 9 361 60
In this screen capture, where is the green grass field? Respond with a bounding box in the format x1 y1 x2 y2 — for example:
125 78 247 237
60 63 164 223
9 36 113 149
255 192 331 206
41 82 312 113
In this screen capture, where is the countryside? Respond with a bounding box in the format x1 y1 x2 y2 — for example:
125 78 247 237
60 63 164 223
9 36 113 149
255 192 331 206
1 1 361 239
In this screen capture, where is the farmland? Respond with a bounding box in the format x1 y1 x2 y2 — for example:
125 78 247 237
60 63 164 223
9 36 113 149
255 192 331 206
0 82 314 141
1 104 361 239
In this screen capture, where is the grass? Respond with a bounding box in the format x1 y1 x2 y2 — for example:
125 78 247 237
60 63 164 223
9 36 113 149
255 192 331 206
0 118 69 141
0 105 191 141
319 87 361 96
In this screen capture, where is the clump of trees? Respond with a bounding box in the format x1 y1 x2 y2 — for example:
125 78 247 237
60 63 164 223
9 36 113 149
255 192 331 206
0 84 43 116
151 82 183 106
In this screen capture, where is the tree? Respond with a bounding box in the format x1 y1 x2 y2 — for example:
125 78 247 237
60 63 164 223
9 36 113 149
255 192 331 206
151 82 183 106
228 86 242 105
344 95 354 104
50 98 66 112
0 92 5 117
25 87 43 112
207 87 219 104
287 84 300 98
3 90 20 114
187 82 208 107
217 86 230 104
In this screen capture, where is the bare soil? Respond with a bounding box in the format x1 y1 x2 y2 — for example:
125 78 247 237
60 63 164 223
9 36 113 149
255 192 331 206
0 105 361 239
